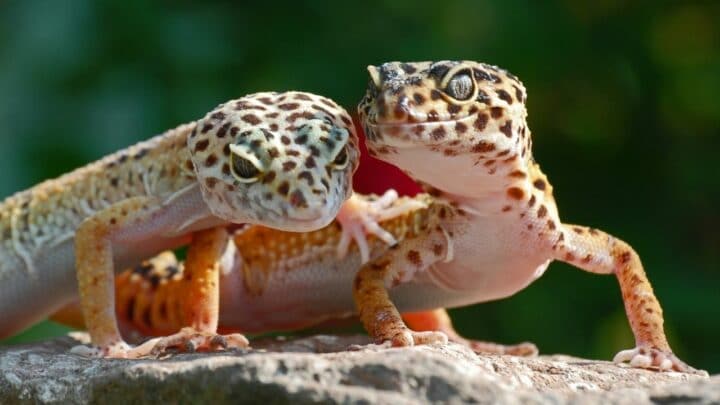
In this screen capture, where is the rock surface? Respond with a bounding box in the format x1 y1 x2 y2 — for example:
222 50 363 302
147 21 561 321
0 333 715 404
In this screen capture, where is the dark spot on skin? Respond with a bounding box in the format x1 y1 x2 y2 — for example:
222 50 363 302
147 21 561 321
110 178 119 187
474 113 489 131
455 122 467 134
222 163 231 176
211 111 226 120
230 126 239 136
295 133 308 145
432 244 443 256
509 170 526 178
413 93 425 105
282 161 297 172
427 110 439 121
250 139 262 149
547 220 556 230
205 177 218 189
293 93 312 101
589 228 599 236
533 179 546 190
507 187 524 200
430 89 442 100
513 85 524 103
565 252 576 261
447 104 461 115
490 107 504 118
406 250 422 267
268 147 280 158
310 145 321 157
537 205 548 218
134 148 149 160
277 182 290 196
305 156 316 168
502 205 512 212
401 63 417 74
262 170 276 184
281 136 291 145
496 89 513 104
223 144 231 156
278 102 300 111
194 139 210 152
582 254 593 264
269 123 279 131
431 126 446 140
205 154 218 167
472 141 495 153
321 178 330 190
619 251 632 264
286 149 300 157
500 120 513 138
298 171 314 185
573 227 584 234
216 122 231 137
201 123 213 133
241 114 262 125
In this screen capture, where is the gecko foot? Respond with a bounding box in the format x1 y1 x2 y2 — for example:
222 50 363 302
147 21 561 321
336 190 427 263
613 346 703 374
131 327 250 357
386 328 448 348
70 341 134 359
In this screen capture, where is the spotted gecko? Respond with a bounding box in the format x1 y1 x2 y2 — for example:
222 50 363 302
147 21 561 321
355 60 694 372
0 91 400 358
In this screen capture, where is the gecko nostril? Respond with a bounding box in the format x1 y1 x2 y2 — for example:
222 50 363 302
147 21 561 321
289 189 308 208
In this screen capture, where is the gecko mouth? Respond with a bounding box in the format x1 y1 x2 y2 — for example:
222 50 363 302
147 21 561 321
366 110 479 129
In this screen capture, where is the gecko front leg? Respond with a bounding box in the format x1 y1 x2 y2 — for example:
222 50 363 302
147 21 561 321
353 225 450 347
73 197 167 357
126 227 248 357
553 224 697 372
336 191 428 263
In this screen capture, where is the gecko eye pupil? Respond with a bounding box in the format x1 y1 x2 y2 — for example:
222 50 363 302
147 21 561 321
445 72 474 101
230 153 261 182
330 146 349 170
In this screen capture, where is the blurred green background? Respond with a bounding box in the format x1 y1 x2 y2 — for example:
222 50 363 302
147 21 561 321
1 1 718 372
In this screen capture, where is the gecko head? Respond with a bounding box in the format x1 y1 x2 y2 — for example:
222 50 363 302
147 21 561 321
188 92 359 231
358 61 530 168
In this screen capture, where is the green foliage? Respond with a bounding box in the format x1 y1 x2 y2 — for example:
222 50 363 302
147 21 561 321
0 1 717 372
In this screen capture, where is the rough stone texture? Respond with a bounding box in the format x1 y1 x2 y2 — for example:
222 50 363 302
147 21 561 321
0 333 715 404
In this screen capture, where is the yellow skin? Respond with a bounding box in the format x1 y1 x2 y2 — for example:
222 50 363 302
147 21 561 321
355 60 695 372
0 91 402 358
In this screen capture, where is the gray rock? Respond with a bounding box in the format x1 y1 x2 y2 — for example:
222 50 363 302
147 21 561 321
0 333 715 404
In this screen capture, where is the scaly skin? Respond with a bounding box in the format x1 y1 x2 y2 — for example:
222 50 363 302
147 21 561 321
355 60 696 372
0 91 380 357
53 192 534 356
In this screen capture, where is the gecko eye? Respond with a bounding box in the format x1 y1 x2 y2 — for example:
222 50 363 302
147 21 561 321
230 153 261 183
329 146 349 170
444 70 475 101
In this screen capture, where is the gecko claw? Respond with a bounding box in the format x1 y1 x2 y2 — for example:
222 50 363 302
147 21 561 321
613 346 703 374
336 190 427 263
